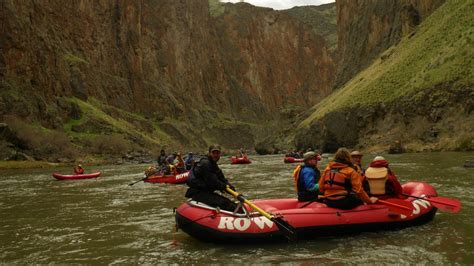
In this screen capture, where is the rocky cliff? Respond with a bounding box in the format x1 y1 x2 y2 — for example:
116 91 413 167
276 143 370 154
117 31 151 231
0 0 335 161
335 0 445 88
294 0 473 153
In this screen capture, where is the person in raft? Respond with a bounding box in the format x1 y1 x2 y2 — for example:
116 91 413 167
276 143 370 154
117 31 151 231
73 164 84 175
185 144 238 212
319 148 378 209
350 150 365 175
362 156 403 199
157 149 167 166
184 152 195 170
293 151 321 202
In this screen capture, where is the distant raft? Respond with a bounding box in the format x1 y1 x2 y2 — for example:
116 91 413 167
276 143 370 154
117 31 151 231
176 182 438 243
52 172 101 180
283 157 304 163
144 171 189 184
231 156 252 164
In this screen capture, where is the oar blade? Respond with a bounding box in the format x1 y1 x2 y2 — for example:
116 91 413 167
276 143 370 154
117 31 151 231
272 217 297 242
378 199 414 216
429 197 461 213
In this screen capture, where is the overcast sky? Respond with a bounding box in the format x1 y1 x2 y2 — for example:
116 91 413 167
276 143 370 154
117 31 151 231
220 0 335 10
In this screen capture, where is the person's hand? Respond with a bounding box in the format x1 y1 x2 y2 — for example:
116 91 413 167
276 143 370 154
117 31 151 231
227 184 236 191
369 197 378 204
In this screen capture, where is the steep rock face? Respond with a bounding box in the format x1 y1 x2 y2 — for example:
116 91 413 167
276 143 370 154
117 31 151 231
335 0 445 88
0 0 336 156
285 3 337 52
0 0 335 151
294 0 473 153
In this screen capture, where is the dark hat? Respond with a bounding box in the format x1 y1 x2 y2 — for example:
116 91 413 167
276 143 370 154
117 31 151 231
208 144 221 152
350 150 363 157
303 151 318 161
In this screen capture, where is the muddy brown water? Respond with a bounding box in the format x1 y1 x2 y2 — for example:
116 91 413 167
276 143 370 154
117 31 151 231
1 152 473 264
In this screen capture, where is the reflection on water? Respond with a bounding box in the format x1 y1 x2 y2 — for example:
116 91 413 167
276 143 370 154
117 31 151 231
0 152 473 263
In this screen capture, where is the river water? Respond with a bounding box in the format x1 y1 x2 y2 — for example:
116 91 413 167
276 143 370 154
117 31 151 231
0 152 473 264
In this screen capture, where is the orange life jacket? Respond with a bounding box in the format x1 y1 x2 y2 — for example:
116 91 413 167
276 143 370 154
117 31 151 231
322 168 352 192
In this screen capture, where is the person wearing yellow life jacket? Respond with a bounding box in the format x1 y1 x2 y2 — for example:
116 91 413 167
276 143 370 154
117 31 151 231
319 148 378 209
362 156 403 199
293 152 321 202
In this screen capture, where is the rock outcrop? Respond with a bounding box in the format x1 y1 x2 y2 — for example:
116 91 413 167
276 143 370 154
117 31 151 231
335 0 445 88
0 0 335 158
294 0 473 153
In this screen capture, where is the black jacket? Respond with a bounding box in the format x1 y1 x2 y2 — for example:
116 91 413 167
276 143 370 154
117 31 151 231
186 156 230 193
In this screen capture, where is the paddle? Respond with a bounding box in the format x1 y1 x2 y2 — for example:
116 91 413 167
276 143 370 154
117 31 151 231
377 198 414 216
129 175 148 186
225 186 297 241
401 193 461 213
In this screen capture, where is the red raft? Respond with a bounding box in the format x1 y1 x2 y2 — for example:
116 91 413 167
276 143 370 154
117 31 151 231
52 172 101 180
231 156 251 164
284 157 304 163
175 182 438 243
144 171 189 184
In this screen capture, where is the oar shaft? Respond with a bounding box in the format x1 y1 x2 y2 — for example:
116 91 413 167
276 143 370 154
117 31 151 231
378 199 411 211
226 187 274 220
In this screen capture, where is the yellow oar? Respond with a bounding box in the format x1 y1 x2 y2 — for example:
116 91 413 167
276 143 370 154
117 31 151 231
226 186 297 241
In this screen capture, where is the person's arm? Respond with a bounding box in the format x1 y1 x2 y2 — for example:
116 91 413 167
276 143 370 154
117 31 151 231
388 173 403 197
301 168 319 192
194 161 228 191
318 169 327 193
350 170 372 203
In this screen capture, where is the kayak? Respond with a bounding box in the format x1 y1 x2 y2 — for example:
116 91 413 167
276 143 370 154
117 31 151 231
52 172 101 180
231 156 251 164
284 157 304 163
144 171 189 184
175 182 438 243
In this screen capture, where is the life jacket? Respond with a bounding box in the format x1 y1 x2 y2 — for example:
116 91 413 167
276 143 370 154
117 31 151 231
322 168 352 192
293 164 319 201
292 165 303 192
365 167 388 195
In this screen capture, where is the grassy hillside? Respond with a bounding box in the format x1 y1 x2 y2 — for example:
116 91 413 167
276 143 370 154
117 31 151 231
302 0 472 124
296 0 473 152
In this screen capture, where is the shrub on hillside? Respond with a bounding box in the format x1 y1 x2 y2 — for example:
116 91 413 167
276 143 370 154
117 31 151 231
6 116 78 160
86 134 134 155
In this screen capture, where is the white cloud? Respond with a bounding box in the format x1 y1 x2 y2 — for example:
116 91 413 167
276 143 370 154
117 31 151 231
220 0 335 10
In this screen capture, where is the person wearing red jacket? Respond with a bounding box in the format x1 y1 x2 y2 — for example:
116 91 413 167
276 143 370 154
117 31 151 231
363 156 403 199
73 164 84 175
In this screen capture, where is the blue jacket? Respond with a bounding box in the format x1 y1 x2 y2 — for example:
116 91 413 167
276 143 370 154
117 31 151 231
297 165 320 201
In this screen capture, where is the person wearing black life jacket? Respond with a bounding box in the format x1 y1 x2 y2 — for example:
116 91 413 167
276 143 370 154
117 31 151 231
350 150 364 175
293 152 321 202
319 148 378 209
157 149 167 166
362 156 403 199
185 144 238 212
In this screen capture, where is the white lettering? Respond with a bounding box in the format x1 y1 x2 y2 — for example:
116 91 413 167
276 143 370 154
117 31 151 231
413 199 430 209
176 173 188 180
218 217 235 230
252 217 274 229
233 218 251 231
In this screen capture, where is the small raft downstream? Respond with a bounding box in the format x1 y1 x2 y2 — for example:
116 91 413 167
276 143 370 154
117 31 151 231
52 172 101 180
175 182 438 243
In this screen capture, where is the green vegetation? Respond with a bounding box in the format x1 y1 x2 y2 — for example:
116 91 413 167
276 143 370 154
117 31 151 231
301 0 474 127
63 53 89 64
209 0 225 17
66 97 169 146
